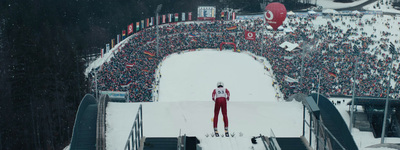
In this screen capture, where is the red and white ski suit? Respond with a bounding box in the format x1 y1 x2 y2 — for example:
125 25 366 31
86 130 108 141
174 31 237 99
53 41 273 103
212 87 230 128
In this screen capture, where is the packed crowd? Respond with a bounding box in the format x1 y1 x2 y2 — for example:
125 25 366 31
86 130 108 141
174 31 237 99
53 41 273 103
90 13 400 102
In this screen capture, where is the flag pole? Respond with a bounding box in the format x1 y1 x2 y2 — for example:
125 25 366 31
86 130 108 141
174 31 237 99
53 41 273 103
349 45 359 133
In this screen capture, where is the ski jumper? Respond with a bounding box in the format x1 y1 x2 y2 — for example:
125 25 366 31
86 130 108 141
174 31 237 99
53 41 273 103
212 87 230 129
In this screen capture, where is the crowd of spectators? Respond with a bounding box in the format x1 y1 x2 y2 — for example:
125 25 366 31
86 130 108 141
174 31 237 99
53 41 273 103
89 13 400 102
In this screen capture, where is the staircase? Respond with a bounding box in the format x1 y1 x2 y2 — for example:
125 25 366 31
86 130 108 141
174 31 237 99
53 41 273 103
275 137 308 150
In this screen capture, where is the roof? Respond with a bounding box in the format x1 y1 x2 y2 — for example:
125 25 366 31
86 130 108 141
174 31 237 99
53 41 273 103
279 41 299 52
346 97 400 107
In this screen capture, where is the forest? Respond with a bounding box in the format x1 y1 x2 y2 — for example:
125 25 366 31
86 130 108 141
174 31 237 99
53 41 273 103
0 0 348 149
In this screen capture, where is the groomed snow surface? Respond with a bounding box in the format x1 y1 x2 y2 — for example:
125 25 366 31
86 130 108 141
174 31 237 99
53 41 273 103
106 50 400 150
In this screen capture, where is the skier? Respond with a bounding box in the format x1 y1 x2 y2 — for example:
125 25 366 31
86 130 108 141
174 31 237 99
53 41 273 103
212 82 230 137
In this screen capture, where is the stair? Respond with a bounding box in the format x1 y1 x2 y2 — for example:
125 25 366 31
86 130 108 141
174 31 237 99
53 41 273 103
143 137 178 150
275 137 308 150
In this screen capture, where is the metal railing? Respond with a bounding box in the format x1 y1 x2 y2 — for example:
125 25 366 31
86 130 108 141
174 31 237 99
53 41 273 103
317 122 346 150
124 104 143 150
268 129 282 150
177 130 186 150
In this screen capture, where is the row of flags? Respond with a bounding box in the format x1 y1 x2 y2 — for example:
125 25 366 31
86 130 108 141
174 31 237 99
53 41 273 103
221 11 236 21
100 12 193 58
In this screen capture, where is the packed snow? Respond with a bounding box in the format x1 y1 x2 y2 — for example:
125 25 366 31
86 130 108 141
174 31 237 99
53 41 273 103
106 50 305 150
106 50 400 150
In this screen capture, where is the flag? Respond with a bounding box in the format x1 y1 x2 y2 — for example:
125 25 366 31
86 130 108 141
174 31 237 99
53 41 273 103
121 79 132 88
136 22 140 31
328 72 337 78
188 12 192 21
117 34 120 43
221 12 225 18
245 30 256 41
128 23 134 35
166 27 174 31
141 20 144 29
169 14 172 22
226 26 237 30
146 18 149 27
162 15 166 23
126 63 134 68
283 56 293 60
111 39 115 48
182 12 186 21
150 17 154 26
122 30 126 40
144 50 155 56
175 13 179 22
232 12 236 21
188 33 197 37
285 75 299 83
101 49 104 58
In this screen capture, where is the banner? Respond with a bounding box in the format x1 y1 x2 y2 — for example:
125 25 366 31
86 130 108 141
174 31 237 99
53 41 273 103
126 63 134 68
128 23 134 35
169 14 172 22
188 12 192 21
226 26 237 30
141 20 144 29
232 12 236 21
245 30 256 41
182 12 186 21
283 56 293 60
150 17 154 26
175 13 179 22
221 12 225 19
111 39 115 48
146 18 149 27
101 49 104 58
99 91 128 102
136 22 140 31
162 15 166 23
285 75 298 83
117 34 120 43
122 30 126 40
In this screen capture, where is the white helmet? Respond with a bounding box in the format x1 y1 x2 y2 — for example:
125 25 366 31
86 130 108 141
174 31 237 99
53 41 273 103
217 82 224 87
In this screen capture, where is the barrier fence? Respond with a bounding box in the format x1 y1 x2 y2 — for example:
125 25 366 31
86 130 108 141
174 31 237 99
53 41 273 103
124 104 143 150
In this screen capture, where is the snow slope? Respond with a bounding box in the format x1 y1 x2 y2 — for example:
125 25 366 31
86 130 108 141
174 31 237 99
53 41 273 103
106 50 305 150
105 50 400 150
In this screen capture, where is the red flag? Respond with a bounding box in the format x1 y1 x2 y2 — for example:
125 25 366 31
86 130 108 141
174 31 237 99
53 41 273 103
245 30 256 41
144 50 155 57
188 12 192 21
328 72 337 78
128 23 134 35
126 63 134 68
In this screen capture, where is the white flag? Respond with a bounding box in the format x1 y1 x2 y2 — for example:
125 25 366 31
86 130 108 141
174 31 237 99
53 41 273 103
285 75 299 83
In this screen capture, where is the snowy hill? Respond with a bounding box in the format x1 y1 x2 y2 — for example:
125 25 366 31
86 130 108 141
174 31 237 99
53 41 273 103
105 50 400 150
